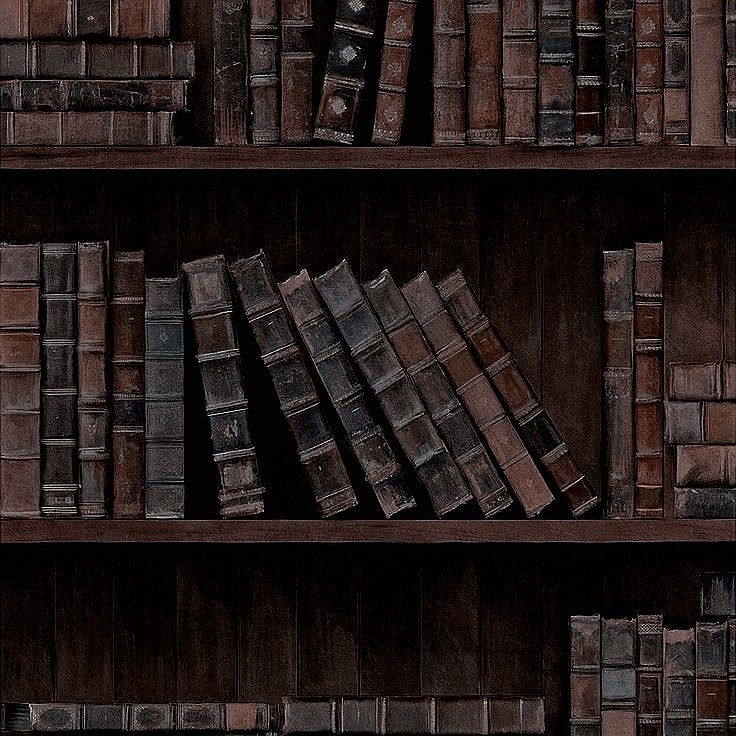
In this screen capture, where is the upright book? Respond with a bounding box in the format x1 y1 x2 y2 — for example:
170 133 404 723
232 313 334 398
695 621 728 733
280 0 313 143
601 618 636 736
213 0 247 145
663 628 695 735
575 0 606 144
634 0 664 143
663 0 690 142
605 0 635 143
570 614 602 736
728 0 736 144
637 614 663 735
249 0 280 144
433 0 466 144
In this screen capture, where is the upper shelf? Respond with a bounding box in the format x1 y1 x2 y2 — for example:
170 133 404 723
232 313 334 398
2 145 735 171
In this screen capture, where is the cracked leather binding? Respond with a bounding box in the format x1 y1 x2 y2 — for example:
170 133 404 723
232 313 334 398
213 0 247 145
281 0 314 143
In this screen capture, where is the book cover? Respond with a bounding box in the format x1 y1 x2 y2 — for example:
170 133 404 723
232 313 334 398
570 614 602 735
605 0 635 143
433 0 466 144
281 0 313 143
664 628 695 736
213 0 247 145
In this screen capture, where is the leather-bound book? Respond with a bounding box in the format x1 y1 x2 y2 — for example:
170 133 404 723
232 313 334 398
0 242 40 518
82 705 127 730
231 253 358 518
77 241 108 519
144 277 185 519
570 614 602 736
674 487 736 518
637 614 664 736
663 0 690 143
182 255 265 518
129 704 175 731
489 697 545 733
225 703 279 732
664 628 696 736
279 269 415 518
438 270 598 516
72 0 110 35
111 250 144 519
116 0 169 38
382 698 434 734
575 0 606 144
601 618 637 736
0 0 29 39
434 697 487 734
728 0 736 144
669 363 736 401
403 272 553 518
27 704 82 730
249 0 280 145
281 0 313 143
602 249 635 519
314 261 473 517
696 622 729 733
502 0 538 142
700 572 736 618
336 698 380 733
372 0 417 145
364 269 513 518
175 704 225 731
213 0 247 145
634 0 664 143
433 0 465 144
665 401 736 445
28 0 68 38
729 620 736 733
282 698 335 734
675 445 736 486
314 0 378 144
605 0 635 143
41 243 78 517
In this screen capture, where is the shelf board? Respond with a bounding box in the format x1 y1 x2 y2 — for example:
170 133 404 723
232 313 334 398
0 519 733 544
2 145 734 171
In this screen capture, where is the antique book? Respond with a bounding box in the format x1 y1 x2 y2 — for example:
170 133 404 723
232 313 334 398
605 0 635 143
77 241 108 519
663 0 690 142
502 0 538 142
570 614 602 736
665 401 736 445
729 619 736 733
213 0 247 145
575 0 606 144
403 272 554 517
314 0 378 144
372 0 417 145
230 252 358 518
434 697 486 734
728 0 736 144
30 704 82 731
112 250 144 519
279 269 416 518
182 255 266 518
225 703 279 732
364 269 513 518
144 277 185 519
129 704 175 731
433 0 465 144
114 0 169 38
696 622 729 733
601 618 637 736
175 704 225 730
0 242 40 518
700 572 736 618
669 363 736 401
602 249 635 518
634 0 664 143
82 705 127 730
381 698 434 734
438 270 598 516
72 0 111 35
282 698 335 734
27 0 68 38
314 261 473 517
675 445 736 486
489 697 545 733
249 0 280 144
637 614 664 735
634 242 664 518
337 698 380 734
281 0 313 143
664 628 696 736
0 0 29 38
674 487 736 518
49 0 169 38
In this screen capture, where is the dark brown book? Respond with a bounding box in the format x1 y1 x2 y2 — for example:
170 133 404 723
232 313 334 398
114 0 169 38
696 622 728 733
404 272 554 518
280 0 313 143
0 242 40 518
434 697 487 734
28 0 68 38
675 445 736 486
637 614 664 735
433 0 465 144
337 698 380 734
728 619 736 734
279 269 416 518
674 487 736 518
213 0 247 145
0 0 29 39
570 614 602 736
364 269 513 518
382 698 434 734
664 628 696 735
372 0 417 145
72 0 109 35
29 704 81 730
489 697 545 733
575 0 606 144
700 572 736 618
669 362 736 401
601 618 637 736
605 0 635 143
129 704 175 731
663 0 690 143
282 698 334 734
728 0 735 144
77 241 108 519
82 705 126 730
175 704 224 731
438 270 598 516
634 0 664 143
182 255 266 518
314 261 473 517
665 401 736 445
249 0 280 144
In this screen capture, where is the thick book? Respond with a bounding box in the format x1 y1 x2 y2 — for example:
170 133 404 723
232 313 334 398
314 0 378 144
664 628 696 736
230 252 358 518
434 697 486 734
438 270 598 516
364 269 513 518
403 272 554 518
337 698 380 733
602 249 635 519
111 250 144 519
77 241 108 519
0 242 40 518
489 697 545 733
728 0 736 144
282 699 334 734
665 401 736 445
605 0 635 143
0 0 29 38
601 618 637 736
175 704 224 731
570 614 602 736
700 572 736 618
663 0 690 142
382 698 433 734
249 0 280 144
225 704 278 732
129 704 175 731
669 363 736 401
696 622 728 733
372 0 417 145
213 0 247 145
675 445 736 486
728 619 736 733
637 614 664 735
182 255 265 518
433 0 465 144
634 0 664 143
280 0 313 143
41 243 77 517
279 269 416 518
674 487 736 518
83 705 126 730
575 0 606 144
314 261 473 517
144 277 184 519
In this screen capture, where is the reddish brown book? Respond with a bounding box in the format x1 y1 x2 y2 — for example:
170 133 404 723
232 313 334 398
663 0 690 143
433 0 466 144
675 445 736 486
213 0 247 145
665 401 736 444
575 0 606 144
669 362 736 400
728 0 736 144
0 0 29 39
502 0 537 142
280 0 313 143
249 0 280 145
664 628 695 734
570 614 602 735
696 621 728 733
637 614 663 735
28 0 68 38
115 0 169 38
634 0 664 143
605 0 635 143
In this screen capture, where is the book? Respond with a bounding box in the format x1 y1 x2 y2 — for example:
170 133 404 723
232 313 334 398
674 487 736 518
602 249 635 519
282 698 334 734
337 698 380 734
382 698 433 734
663 0 690 142
437 270 598 516
728 0 736 144
0 0 29 38
249 0 280 144
314 0 378 144
664 628 696 736
605 0 635 143
213 0 247 145
77 241 108 519
364 269 513 518
434 697 486 734
313 260 473 517
280 0 313 143
570 614 602 736
432 0 465 144
27 0 68 38
114 0 169 38
129 704 175 731
575 0 606 144
225 703 278 732
174 704 224 731
144 277 185 519
372 0 417 145
601 618 637 736
489 697 545 733
0 242 40 518
700 573 736 618
182 255 266 518
675 445 736 486
665 401 736 444
634 0 664 143
696 621 728 733
111 250 144 519
82 705 126 730
279 269 416 518
403 272 554 518
230 252 358 518
669 363 736 401
728 619 736 733
637 614 663 735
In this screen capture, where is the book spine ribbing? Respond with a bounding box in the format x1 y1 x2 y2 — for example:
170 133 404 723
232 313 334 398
570 615 602 736
249 0 280 144
280 0 313 143
636 614 663 734
575 0 606 144
601 618 636 735
433 0 466 144
663 0 690 142
664 628 696 735
696 622 728 733
213 0 247 145
605 0 635 143
634 0 664 143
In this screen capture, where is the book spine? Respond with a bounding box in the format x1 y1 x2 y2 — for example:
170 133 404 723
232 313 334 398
634 0 664 143
696 622 728 733
605 0 635 143
372 0 417 145
182 255 265 518
433 0 466 144
675 445 736 486
664 628 696 735
728 619 736 733
314 261 473 517
700 573 736 618
669 362 730 400
381 698 435 734
601 618 636 736
77 241 108 518
665 401 736 444
72 0 111 35
279 269 416 519
502 0 538 142
489 697 545 733
175 704 225 731
28 0 70 38
434 697 487 734
213 0 247 145
437 270 598 516
129 705 175 731
403 272 555 518
0 242 41 518
282 699 335 734
230 252 358 519
575 0 606 144
314 0 378 144
280 0 313 143
674 487 736 518
144 277 185 519
249 0 280 144
602 249 635 518
113 0 169 38
634 242 664 518
727 0 736 144
637 614 663 734
364 269 513 518
0 0 29 39
663 0 690 142
570 614 602 736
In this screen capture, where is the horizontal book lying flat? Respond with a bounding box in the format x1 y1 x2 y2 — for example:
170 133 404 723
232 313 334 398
668 362 736 400
665 401 736 444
